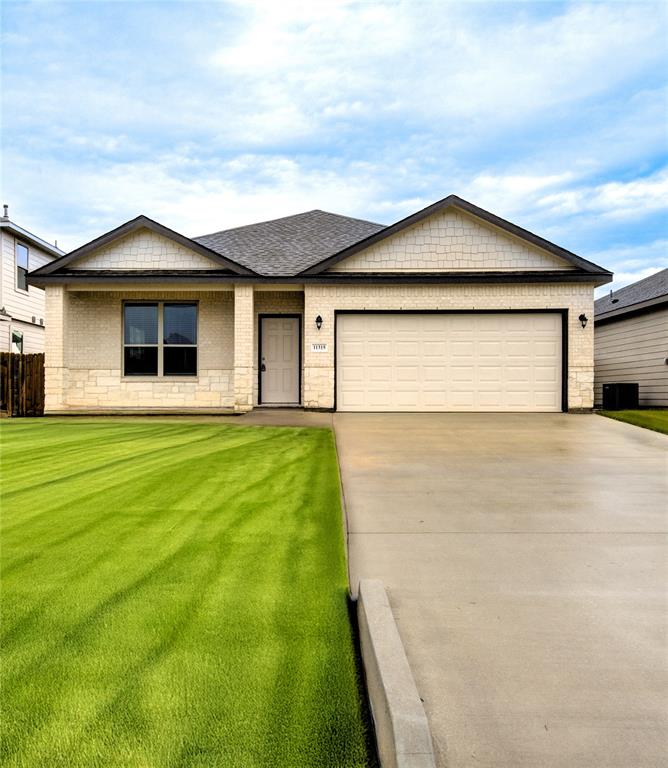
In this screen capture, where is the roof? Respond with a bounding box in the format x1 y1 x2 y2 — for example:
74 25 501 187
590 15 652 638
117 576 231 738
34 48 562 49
595 268 668 323
298 195 611 277
27 195 614 286
30 215 255 277
0 219 65 258
194 210 385 277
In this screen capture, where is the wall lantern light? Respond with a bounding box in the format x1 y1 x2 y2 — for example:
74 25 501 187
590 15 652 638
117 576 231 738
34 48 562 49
315 315 323 331
579 313 588 329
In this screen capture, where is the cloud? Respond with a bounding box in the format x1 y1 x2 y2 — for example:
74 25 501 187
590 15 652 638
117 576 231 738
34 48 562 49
537 167 668 219
591 240 668 296
0 0 666 287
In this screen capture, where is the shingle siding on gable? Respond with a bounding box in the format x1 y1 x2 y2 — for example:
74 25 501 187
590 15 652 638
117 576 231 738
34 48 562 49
328 209 576 273
71 229 221 271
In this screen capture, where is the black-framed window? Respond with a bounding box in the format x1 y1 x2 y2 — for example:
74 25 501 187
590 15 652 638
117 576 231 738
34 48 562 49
16 242 29 291
11 330 23 354
123 302 197 377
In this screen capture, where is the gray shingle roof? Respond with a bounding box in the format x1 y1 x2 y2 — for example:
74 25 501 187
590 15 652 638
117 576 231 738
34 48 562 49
595 268 668 316
193 210 385 276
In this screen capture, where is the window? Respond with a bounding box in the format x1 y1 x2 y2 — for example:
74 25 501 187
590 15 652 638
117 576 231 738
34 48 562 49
11 330 23 354
123 302 197 376
16 242 29 291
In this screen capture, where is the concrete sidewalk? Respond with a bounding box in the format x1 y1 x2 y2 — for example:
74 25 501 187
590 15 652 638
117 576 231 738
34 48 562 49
335 413 668 768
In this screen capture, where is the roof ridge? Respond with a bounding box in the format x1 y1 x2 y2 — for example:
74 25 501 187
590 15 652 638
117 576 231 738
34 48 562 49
193 209 383 240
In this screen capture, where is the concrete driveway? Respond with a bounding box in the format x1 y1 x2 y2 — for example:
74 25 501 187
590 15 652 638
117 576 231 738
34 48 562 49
335 413 667 768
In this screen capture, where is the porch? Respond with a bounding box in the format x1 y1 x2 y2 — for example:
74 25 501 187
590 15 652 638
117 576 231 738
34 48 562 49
44 283 316 413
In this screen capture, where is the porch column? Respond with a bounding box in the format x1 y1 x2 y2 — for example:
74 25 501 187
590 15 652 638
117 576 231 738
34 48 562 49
233 284 254 412
44 285 69 412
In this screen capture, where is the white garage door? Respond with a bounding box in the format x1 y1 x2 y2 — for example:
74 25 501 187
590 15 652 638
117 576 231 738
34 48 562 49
336 313 562 412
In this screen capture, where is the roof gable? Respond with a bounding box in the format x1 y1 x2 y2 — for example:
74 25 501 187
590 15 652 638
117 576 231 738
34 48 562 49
30 216 255 277
300 195 611 277
326 207 577 273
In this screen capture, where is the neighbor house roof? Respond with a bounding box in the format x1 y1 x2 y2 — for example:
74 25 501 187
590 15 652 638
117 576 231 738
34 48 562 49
0 218 65 258
595 268 668 324
194 210 385 276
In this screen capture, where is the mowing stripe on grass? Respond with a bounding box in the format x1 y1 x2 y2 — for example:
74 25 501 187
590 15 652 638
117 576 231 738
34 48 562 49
1 419 377 768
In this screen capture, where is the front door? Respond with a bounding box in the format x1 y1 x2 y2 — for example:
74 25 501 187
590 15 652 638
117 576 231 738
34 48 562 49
260 316 300 404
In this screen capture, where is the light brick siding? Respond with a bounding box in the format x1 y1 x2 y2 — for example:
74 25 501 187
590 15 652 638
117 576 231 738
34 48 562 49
46 282 595 412
253 290 304 403
233 284 254 411
329 209 575 273
303 283 595 410
72 229 220 271
45 286 235 410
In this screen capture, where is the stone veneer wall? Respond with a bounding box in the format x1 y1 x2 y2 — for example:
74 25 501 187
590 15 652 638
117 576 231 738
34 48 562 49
52 289 235 409
302 283 595 410
329 209 576 273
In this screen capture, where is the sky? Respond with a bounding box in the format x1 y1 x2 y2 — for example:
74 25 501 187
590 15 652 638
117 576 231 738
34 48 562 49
1 0 666 294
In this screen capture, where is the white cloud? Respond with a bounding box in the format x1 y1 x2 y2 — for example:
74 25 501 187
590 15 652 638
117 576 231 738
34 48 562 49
208 1 666 138
591 239 668 296
6 152 387 250
1 0 666 280
536 168 668 219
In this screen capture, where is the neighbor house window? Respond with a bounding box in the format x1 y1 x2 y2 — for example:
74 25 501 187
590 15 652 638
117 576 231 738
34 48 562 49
11 330 23 354
123 302 197 376
16 242 29 291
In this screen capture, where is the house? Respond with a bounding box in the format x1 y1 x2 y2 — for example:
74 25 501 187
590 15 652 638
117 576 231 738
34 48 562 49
29 195 612 414
0 205 64 354
594 269 668 407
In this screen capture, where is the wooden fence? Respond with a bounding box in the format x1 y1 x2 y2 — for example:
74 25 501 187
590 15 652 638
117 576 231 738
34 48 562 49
0 353 45 417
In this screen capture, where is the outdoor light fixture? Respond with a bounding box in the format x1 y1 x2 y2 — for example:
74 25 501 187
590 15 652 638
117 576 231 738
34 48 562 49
315 315 323 331
579 313 588 329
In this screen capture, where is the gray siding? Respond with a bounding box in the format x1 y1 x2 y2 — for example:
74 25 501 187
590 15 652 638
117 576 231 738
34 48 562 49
594 306 668 407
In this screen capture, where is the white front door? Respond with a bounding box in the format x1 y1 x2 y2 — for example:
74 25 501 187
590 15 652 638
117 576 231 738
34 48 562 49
260 316 300 404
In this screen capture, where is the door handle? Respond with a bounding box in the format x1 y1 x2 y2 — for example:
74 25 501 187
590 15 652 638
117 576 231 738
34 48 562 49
261 363 266 372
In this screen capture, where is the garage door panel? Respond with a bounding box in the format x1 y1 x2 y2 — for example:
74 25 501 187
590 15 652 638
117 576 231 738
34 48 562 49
337 313 561 412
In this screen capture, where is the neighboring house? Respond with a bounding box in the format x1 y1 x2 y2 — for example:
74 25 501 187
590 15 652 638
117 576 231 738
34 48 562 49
29 194 612 414
594 269 668 407
0 205 64 354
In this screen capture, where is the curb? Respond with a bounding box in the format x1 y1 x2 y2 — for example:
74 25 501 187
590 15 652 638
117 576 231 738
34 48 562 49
357 579 436 768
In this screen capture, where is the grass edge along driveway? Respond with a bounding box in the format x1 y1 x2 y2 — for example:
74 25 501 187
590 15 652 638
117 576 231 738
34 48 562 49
599 409 668 435
1 418 377 768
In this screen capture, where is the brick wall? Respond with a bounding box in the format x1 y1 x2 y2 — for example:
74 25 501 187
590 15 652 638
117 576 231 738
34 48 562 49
45 281 596 412
329 209 576 272
49 288 235 409
303 283 595 410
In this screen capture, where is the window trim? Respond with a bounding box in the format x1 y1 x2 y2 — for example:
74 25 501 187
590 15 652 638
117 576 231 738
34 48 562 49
122 300 199 378
15 240 30 293
11 329 24 354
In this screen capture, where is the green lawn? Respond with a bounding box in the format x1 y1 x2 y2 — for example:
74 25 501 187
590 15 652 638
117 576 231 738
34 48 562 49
0 419 377 768
599 409 668 435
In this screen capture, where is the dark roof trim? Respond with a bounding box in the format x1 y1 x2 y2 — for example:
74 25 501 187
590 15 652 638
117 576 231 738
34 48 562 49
30 215 257 277
595 295 668 325
298 194 612 277
28 269 612 288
